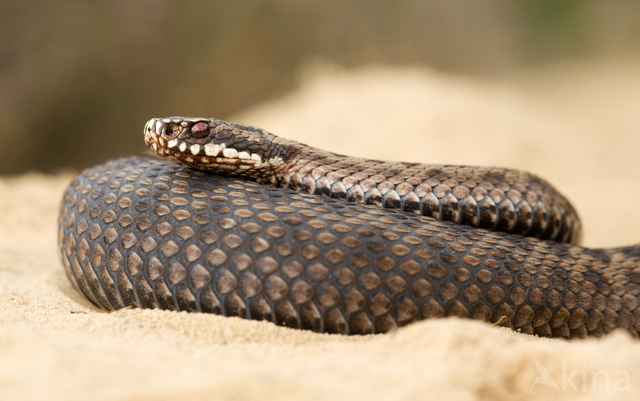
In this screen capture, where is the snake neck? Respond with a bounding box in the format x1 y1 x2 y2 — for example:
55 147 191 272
272 141 350 187
274 145 582 245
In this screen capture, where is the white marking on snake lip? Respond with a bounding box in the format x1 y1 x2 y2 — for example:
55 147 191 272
222 148 238 158
151 143 158 152
179 142 187 152
167 139 178 148
190 144 201 155
251 154 262 163
215 157 240 165
204 143 221 156
200 157 211 163
238 151 251 160
185 156 194 163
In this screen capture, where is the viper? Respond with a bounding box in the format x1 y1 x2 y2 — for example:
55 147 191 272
58 117 640 339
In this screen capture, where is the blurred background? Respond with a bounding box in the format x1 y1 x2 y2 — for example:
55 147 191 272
1 0 640 174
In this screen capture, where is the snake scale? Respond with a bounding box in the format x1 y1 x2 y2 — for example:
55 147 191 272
58 117 640 339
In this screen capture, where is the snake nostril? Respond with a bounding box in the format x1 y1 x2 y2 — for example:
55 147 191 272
163 123 181 139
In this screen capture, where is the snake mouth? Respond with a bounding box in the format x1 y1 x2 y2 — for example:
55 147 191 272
165 148 281 177
172 144 266 170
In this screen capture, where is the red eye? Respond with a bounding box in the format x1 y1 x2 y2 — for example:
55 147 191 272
191 122 209 138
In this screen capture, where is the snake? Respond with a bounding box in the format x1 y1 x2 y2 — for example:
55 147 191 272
58 116 640 339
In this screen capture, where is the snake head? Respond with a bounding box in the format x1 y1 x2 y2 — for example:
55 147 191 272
144 117 289 182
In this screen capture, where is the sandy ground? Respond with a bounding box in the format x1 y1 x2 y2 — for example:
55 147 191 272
2 57 640 400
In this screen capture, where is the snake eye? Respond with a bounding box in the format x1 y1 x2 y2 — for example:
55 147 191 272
191 122 209 139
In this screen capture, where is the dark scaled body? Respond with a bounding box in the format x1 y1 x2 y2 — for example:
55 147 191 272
59 157 640 338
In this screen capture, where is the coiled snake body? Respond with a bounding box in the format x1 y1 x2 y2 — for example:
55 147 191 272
58 117 640 339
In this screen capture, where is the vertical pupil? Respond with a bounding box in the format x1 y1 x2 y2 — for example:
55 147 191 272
191 122 209 138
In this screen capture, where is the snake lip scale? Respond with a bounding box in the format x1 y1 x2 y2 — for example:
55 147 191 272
58 117 640 339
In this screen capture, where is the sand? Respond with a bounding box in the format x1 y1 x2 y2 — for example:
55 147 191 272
2 58 640 400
